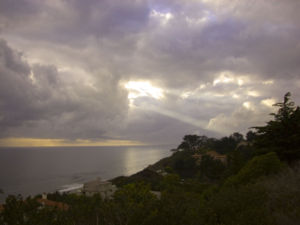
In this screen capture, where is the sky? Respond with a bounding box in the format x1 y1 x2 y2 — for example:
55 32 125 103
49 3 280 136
0 0 300 147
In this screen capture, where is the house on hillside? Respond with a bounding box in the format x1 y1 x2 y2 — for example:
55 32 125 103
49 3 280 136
236 140 251 149
192 153 202 165
37 194 69 211
156 169 168 176
206 151 227 163
150 191 161 199
193 151 227 164
83 178 117 199
0 195 69 213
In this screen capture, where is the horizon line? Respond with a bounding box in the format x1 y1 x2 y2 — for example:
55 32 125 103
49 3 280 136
0 137 150 148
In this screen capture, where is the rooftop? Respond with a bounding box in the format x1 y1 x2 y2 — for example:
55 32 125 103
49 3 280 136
37 198 69 211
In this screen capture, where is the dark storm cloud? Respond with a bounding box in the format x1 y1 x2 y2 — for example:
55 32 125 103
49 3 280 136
0 40 128 139
1 0 300 143
1 0 150 46
137 15 299 88
134 18 248 87
0 0 39 30
0 39 36 127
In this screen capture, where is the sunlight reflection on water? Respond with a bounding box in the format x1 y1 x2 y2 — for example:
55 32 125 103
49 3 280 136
0 145 172 202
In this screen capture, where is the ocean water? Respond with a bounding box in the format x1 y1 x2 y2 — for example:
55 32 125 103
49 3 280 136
0 145 172 202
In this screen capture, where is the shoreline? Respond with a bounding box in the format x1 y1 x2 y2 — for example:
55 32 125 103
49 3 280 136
0 147 173 202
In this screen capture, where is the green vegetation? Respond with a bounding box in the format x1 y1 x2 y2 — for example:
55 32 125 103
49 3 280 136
197 154 226 181
253 92 300 162
225 152 282 186
1 93 300 225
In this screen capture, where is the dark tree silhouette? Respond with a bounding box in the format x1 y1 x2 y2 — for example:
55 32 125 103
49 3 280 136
253 92 300 162
178 135 208 151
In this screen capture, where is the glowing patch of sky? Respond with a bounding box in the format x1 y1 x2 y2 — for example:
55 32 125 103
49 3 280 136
150 9 173 25
263 80 274 85
213 72 235 86
247 90 260 97
243 101 253 110
232 94 240 99
261 98 276 107
180 84 206 99
186 9 216 25
213 71 250 87
125 81 164 100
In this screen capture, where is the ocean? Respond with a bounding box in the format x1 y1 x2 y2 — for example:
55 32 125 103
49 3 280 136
0 145 172 202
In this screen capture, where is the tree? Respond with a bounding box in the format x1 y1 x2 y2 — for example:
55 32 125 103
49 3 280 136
230 132 244 142
246 130 257 142
177 135 208 151
225 150 248 177
208 185 272 225
197 155 226 181
271 92 296 122
258 165 300 225
212 136 237 154
0 195 66 225
171 151 197 177
1 195 26 225
104 183 158 225
253 92 300 161
158 189 204 225
67 194 103 225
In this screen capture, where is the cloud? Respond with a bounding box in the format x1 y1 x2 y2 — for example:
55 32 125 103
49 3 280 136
0 39 129 139
0 0 40 31
207 101 274 135
1 0 300 145
3 0 299 87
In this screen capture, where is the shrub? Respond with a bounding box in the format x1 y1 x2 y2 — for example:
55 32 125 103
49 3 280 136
225 152 282 186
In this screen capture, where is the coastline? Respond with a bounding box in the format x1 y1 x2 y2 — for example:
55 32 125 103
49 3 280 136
0 145 173 202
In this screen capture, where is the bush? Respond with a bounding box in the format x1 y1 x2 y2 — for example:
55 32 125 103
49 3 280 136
258 164 300 225
225 152 282 186
206 185 272 225
197 155 226 181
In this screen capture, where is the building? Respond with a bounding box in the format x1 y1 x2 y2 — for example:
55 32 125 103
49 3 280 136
193 151 227 164
156 169 168 176
150 191 161 199
192 153 202 165
206 151 227 164
0 195 68 212
236 140 251 149
37 194 69 211
83 178 117 199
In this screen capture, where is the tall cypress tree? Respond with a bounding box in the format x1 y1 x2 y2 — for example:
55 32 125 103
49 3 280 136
253 92 300 162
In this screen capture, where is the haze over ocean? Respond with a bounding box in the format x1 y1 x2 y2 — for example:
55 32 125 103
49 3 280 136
0 146 172 202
